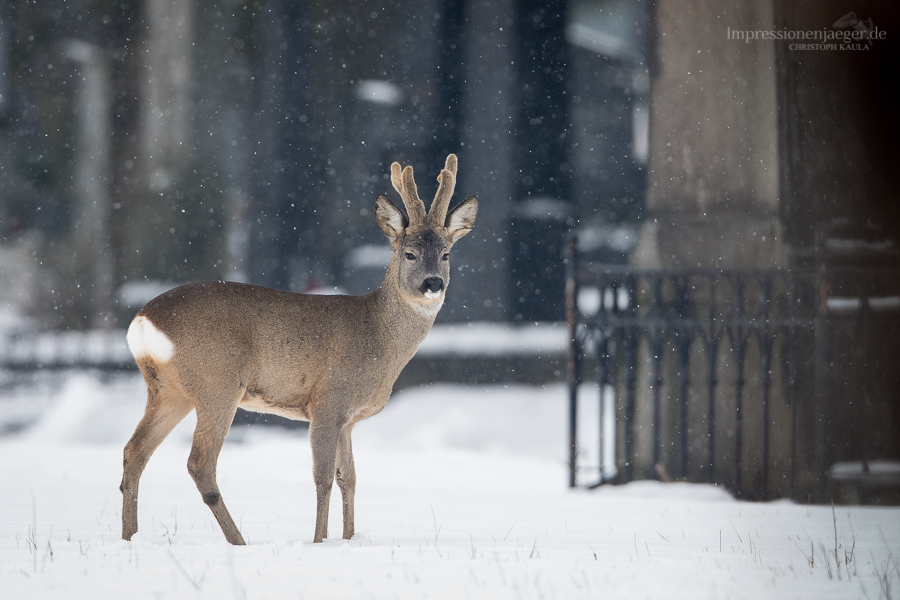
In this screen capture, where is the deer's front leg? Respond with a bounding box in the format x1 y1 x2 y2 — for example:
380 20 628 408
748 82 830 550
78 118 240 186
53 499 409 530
335 424 356 540
309 418 341 543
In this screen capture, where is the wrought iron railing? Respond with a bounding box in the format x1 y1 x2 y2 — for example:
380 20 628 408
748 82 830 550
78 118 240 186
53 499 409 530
566 232 900 501
0 329 134 372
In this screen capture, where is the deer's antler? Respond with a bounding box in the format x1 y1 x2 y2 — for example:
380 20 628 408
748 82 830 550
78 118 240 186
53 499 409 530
427 154 457 228
390 162 427 226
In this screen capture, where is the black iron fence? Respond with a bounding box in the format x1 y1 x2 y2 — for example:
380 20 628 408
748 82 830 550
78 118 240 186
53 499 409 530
0 329 134 373
566 230 900 502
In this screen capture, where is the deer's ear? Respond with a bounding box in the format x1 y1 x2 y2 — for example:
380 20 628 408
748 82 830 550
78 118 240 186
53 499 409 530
445 196 478 243
375 194 408 241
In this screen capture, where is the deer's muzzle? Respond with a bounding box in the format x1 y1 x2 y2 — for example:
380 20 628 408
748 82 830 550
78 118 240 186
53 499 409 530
420 277 444 298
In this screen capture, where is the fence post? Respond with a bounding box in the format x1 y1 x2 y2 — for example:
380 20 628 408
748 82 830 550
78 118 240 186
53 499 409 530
760 275 773 500
706 280 718 484
733 277 746 497
565 233 580 488
787 272 799 498
676 276 691 479
813 231 829 503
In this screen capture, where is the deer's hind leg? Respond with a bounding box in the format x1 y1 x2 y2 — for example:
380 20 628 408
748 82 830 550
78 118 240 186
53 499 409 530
187 389 245 545
121 363 194 541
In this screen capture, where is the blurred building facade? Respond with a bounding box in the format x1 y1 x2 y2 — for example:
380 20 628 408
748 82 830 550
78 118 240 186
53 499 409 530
0 0 896 331
0 0 649 328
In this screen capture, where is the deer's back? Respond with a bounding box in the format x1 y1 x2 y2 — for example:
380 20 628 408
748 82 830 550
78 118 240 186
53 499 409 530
132 281 398 420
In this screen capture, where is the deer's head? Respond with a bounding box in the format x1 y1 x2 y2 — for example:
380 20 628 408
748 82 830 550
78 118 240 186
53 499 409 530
374 154 478 313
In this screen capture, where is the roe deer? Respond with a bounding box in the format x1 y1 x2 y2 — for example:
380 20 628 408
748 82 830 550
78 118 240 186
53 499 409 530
121 154 477 544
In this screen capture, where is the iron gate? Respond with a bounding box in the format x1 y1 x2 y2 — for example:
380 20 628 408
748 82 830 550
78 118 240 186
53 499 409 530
565 231 900 501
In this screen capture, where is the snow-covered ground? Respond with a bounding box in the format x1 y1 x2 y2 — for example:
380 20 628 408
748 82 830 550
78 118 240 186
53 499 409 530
1 372 898 599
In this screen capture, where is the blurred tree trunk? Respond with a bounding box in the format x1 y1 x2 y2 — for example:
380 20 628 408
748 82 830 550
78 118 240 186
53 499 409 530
249 0 319 291
428 0 466 170
123 0 194 281
64 40 115 328
141 0 192 192
510 0 572 321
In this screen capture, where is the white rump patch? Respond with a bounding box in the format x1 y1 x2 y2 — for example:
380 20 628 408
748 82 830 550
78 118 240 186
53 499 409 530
126 315 175 363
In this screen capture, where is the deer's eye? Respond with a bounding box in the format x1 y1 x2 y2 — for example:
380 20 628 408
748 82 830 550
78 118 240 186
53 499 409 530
405 252 416 260
442 253 450 261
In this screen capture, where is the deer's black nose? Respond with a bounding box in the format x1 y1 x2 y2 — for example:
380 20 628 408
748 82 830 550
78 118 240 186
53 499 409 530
420 277 444 295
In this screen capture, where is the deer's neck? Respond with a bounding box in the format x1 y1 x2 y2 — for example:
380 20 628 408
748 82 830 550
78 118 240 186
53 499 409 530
372 259 441 357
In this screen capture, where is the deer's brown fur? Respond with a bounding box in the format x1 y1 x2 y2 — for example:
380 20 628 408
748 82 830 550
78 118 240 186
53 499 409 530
120 155 477 544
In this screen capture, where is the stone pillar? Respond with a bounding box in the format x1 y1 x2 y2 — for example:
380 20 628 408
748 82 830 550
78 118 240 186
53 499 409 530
632 0 784 269
628 0 788 493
